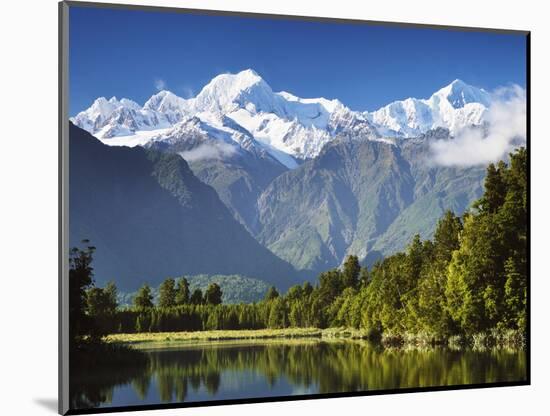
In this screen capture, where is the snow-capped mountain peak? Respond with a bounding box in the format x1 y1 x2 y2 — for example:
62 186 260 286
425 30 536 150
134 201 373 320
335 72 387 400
202 68 265 95
89 97 118 117
367 79 491 137
71 71 495 165
143 90 188 112
432 79 491 109
192 68 276 114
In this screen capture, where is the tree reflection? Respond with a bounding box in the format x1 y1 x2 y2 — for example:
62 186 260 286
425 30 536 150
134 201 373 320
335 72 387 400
72 340 526 409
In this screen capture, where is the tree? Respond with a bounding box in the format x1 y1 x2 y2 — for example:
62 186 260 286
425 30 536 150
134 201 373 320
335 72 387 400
349 287 368 329
504 256 526 330
433 211 463 264
445 214 495 333
285 285 303 301
103 281 118 314
507 147 527 210
332 287 357 327
367 253 409 334
134 284 154 309
289 302 305 327
86 287 110 317
409 212 461 338
264 286 279 301
416 263 452 337
158 278 177 308
302 281 313 297
69 241 96 344
190 288 204 305
477 162 506 214
318 269 343 304
359 267 369 287
268 298 287 328
175 277 190 305
342 255 361 288
405 234 424 283
205 283 223 305
308 296 326 328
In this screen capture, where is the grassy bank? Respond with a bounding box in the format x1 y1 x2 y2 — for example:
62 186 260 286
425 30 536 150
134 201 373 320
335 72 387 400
105 327 525 350
105 328 325 345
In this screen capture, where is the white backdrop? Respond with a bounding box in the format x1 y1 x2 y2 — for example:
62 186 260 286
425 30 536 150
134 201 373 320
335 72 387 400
1 0 548 415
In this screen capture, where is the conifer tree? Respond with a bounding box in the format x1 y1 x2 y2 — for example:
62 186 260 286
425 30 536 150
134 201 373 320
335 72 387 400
175 277 190 305
302 281 313 297
190 288 204 305
342 255 361 288
205 283 223 305
104 281 118 314
134 284 154 309
264 286 279 301
69 241 96 344
158 278 177 308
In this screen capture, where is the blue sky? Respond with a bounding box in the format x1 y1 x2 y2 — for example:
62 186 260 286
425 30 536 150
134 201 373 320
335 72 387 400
69 6 527 115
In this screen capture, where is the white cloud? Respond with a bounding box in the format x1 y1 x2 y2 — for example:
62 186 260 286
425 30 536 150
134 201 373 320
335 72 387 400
179 142 237 162
430 85 526 167
154 78 167 91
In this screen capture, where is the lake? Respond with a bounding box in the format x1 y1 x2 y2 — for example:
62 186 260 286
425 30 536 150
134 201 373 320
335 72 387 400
71 339 526 409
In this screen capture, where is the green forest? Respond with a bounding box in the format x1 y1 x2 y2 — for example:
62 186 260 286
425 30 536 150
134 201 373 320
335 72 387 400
71 148 527 348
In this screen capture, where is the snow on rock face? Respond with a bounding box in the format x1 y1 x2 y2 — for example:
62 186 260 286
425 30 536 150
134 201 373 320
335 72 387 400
366 79 491 137
71 71 493 167
191 69 279 114
434 79 491 109
72 94 174 137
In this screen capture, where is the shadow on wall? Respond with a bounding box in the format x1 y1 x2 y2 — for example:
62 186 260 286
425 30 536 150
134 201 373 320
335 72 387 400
33 398 58 413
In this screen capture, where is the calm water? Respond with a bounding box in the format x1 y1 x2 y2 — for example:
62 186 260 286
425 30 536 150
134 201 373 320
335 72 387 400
71 339 526 409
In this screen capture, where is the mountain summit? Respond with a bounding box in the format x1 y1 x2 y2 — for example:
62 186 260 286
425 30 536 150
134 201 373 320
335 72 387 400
192 69 276 114
434 79 491 109
367 79 491 137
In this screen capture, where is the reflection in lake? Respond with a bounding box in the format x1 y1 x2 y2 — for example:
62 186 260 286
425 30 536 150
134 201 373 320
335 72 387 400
70 339 526 410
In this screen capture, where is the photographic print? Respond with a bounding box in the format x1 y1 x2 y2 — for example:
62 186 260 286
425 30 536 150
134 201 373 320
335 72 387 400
59 2 529 414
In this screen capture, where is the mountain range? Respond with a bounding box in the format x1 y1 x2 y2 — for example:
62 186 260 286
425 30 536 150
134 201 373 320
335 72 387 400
72 69 494 162
70 69 499 286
